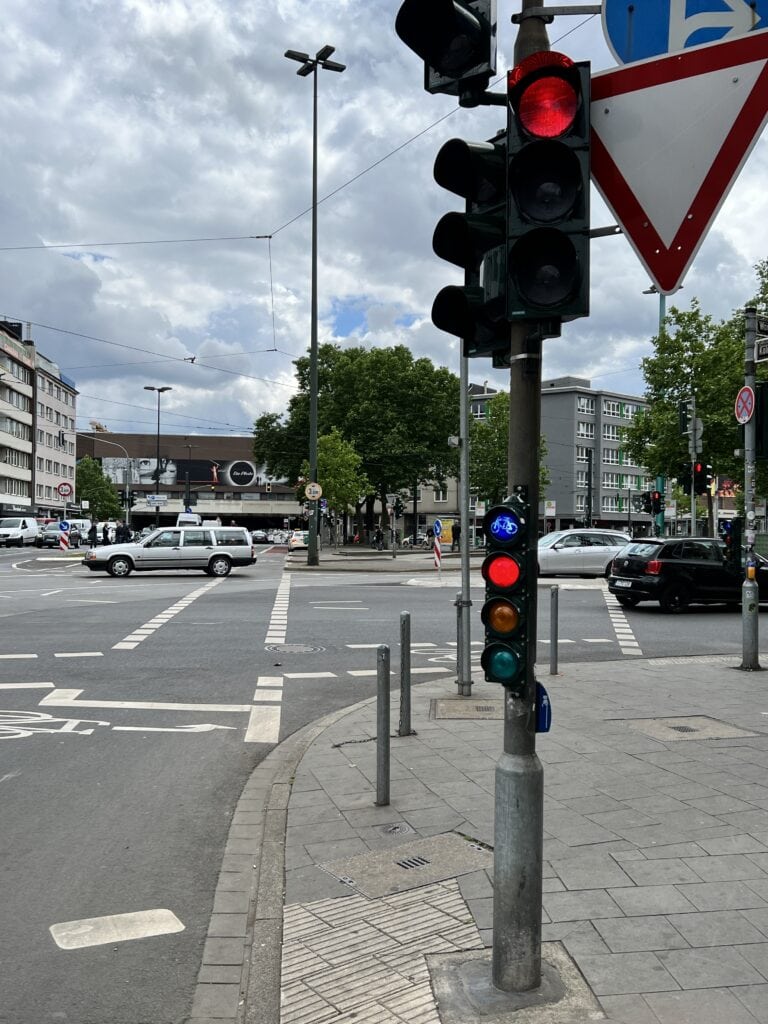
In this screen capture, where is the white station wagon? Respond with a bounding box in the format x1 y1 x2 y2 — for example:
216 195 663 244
82 526 256 577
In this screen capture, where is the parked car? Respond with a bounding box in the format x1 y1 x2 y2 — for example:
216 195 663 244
82 526 256 577
0 517 40 547
252 530 269 543
537 528 632 577
608 537 768 612
288 530 309 551
35 523 82 548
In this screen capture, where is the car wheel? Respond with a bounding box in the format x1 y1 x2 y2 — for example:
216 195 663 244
616 595 640 608
659 583 689 613
107 556 133 578
208 556 231 577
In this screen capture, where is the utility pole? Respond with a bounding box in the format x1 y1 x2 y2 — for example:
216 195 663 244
741 307 760 670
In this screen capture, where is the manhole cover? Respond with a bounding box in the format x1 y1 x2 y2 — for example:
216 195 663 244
320 833 492 898
431 698 503 720
619 715 758 742
265 643 325 654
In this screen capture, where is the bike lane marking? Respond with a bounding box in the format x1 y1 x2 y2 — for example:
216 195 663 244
112 578 223 650
50 909 185 950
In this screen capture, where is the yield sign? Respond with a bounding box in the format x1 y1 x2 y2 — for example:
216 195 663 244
591 30 768 294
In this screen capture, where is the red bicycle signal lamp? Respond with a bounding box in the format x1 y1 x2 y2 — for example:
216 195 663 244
482 551 521 588
508 51 578 139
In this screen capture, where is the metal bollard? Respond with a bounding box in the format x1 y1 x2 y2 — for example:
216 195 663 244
376 645 390 805
399 611 411 737
550 585 559 676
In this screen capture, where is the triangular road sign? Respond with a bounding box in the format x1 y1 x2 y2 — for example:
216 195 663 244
591 30 768 294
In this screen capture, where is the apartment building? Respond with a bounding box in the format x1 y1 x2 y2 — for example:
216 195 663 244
0 324 35 514
34 353 78 517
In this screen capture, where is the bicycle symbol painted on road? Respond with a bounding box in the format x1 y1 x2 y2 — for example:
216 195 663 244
0 709 109 740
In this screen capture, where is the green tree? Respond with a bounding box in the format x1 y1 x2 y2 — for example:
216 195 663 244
76 456 122 521
469 391 550 503
299 429 369 545
254 345 460 526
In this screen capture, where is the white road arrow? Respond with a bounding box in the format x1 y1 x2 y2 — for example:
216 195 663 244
669 0 758 52
112 724 236 733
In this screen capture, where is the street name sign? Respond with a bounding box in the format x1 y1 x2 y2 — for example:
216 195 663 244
591 30 768 294
603 0 767 65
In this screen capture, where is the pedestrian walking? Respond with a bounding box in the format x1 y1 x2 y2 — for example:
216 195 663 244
374 527 383 551
88 523 97 547
451 520 461 552
101 523 110 546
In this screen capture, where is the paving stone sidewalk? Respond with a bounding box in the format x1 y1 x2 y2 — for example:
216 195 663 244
189 652 768 1024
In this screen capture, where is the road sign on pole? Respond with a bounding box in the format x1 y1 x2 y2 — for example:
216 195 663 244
736 385 755 424
591 30 768 294
603 0 767 65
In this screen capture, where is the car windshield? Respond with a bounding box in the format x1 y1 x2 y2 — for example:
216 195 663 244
538 533 562 548
0 519 21 528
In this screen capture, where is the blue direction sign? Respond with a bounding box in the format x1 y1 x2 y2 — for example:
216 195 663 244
603 0 767 65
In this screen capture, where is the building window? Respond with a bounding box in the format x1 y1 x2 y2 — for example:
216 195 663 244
603 424 622 441
576 470 588 488
575 494 585 513
602 448 619 465
576 445 590 463
576 396 595 414
576 421 595 439
36 484 44 497
602 496 621 512
602 473 621 489
434 486 447 503
603 399 622 417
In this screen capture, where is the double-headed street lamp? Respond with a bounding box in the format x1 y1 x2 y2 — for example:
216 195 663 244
143 385 172 527
284 44 345 566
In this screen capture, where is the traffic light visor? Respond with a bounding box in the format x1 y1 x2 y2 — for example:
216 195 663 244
482 552 521 588
484 504 523 544
481 642 523 684
510 229 579 307
508 51 579 139
510 141 581 223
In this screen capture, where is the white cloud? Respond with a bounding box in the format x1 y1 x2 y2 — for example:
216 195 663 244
0 2 764 439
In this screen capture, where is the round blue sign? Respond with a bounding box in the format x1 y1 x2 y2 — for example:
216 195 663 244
433 518 443 537
59 521 70 532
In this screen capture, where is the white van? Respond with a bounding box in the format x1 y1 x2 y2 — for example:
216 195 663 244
176 513 202 527
0 516 39 547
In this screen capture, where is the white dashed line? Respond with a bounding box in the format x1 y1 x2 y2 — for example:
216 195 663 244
603 589 644 656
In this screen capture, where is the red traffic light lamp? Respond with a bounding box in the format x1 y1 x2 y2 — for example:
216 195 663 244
506 51 590 321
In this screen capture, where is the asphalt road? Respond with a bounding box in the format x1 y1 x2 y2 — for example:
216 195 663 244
0 543 757 1023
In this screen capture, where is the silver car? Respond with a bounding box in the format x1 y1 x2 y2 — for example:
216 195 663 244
82 526 256 577
538 528 632 578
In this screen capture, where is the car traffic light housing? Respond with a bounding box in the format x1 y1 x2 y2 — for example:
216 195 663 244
693 461 713 495
641 491 652 514
431 131 509 359
720 517 743 570
395 0 497 105
650 490 664 515
480 496 531 693
678 463 692 492
506 51 590 321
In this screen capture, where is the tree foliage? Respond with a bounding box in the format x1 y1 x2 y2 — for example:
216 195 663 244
76 456 122 521
469 391 550 504
624 264 768 499
299 428 369 518
254 345 460 513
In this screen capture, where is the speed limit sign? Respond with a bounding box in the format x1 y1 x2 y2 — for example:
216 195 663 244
305 482 322 500
57 481 73 497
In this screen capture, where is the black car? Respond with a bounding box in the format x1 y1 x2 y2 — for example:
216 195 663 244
608 537 768 612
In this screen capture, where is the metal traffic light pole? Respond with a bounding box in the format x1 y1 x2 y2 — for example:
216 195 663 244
492 1 549 995
741 307 760 670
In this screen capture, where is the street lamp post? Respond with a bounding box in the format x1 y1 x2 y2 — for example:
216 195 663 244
75 433 132 527
284 44 345 566
144 386 172 527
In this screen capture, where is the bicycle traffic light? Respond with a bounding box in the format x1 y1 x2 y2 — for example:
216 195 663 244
506 51 590 321
480 495 531 693
720 517 743 570
431 131 509 358
395 0 497 105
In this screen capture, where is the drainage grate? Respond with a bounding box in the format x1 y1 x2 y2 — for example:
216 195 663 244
431 698 503 720
265 643 325 654
376 822 414 837
620 715 758 742
670 725 697 733
396 855 430 870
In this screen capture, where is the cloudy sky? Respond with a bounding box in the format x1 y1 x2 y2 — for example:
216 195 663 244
2 0 767 441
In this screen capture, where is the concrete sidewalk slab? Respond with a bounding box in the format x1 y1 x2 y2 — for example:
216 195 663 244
187 652 768 1023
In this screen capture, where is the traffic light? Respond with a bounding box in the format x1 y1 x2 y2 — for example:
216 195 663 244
641 491 652 514
720 517 743 570
394 497 405 519
480 495 531 693
678 463 692 492
678 400 690 434
693 462 713 494
395 0 497 105
650 490 664 515
506 50 590 321
265 481 272 493
431 131 509 358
